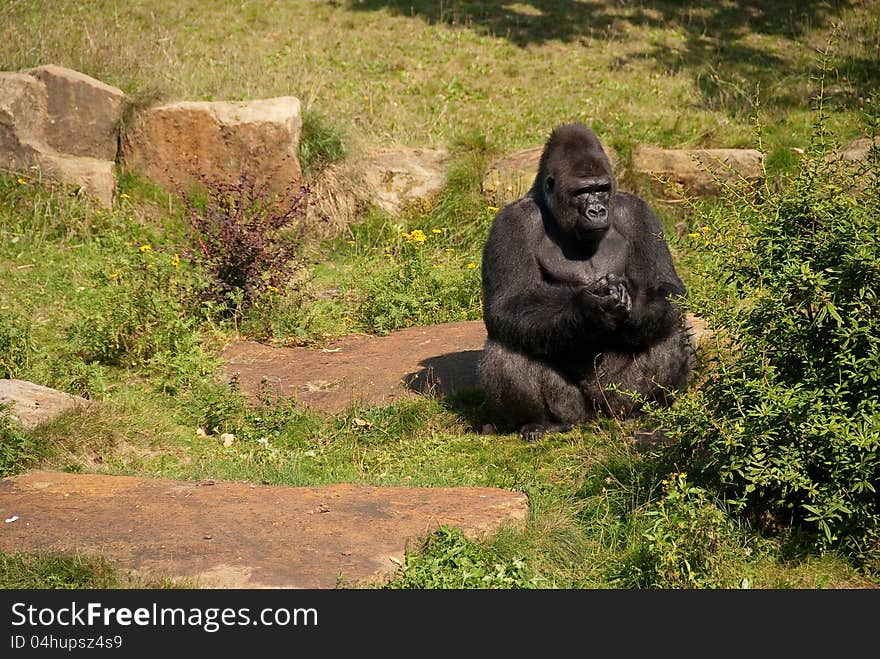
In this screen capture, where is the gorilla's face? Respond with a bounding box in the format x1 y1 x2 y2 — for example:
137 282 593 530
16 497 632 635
536 123 616 243
544 173 613 242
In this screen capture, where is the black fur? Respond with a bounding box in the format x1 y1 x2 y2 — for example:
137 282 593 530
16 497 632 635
478 123 693 441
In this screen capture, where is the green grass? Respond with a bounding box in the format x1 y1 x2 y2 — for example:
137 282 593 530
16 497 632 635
0 1 878 589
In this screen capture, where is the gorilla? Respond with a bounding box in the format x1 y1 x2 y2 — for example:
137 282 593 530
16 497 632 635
478 123 693 441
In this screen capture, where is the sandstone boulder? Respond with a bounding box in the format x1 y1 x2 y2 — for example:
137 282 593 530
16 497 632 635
482 144 619 207
361 147 448 215
0 65 125 205
122 97 303 191
24 64 126 161
0 379 90 430
632 147 763 197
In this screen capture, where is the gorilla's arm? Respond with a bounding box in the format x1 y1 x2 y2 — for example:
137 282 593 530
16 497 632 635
481 202 623 355
615 195 686 347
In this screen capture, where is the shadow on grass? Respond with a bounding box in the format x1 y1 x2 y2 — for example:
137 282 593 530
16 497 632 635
347 1 875 115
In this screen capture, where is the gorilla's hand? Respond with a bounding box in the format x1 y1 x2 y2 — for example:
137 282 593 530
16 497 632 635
584 274 631 317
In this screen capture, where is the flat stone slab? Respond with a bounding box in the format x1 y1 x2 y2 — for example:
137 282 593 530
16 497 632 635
221 320 487 412
0 471 529 588
0 379 91 429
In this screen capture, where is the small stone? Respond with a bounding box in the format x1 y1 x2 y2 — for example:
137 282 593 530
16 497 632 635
220 433 236 448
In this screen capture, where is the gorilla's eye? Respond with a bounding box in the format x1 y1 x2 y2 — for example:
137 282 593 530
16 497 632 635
545 176 556 193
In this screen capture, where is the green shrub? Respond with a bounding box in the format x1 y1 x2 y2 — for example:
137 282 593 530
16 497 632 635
385 526 541 589
615 473 758 589
0 406 41 477
651 119 880 557
66 240 201 374
354 227 482 334
0 312 35 379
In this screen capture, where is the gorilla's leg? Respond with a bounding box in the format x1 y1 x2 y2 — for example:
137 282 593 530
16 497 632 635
478 339 588 441
581 331 694 418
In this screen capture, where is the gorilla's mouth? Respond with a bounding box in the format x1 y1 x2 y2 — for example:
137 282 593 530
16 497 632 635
575 216 610 239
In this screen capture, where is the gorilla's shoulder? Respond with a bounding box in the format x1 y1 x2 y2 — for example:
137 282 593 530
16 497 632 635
613 191 663 233
492 196 542 230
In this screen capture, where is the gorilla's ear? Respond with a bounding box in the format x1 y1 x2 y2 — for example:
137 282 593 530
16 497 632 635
544 176 555 195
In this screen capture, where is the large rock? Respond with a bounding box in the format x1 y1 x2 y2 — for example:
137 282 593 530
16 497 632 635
632 147 763 197
483 144 619 207
0 379 90 430
25 64 126 161
122 97 303 191
361 147 448 215
0 470 529 588
0 65 125 205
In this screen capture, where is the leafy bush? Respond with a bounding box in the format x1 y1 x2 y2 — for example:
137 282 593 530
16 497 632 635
66 239 202 375
0 406 41 477
651 120 880 557
615 473 758 589
354 227 482 334
0 311 35 379
182 173 311 313
385 526 541 589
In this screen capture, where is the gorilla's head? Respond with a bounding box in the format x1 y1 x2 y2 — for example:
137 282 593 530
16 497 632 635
534 123 616 243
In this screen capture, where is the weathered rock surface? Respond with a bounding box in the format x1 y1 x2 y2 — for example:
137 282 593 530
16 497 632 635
632 147 763 197
482 144 619 207
0 470 529 588
222 316 710 413
0 65 125 205
0 379 90 430
222 321 486 412
122 96 303 191
361 147 448 215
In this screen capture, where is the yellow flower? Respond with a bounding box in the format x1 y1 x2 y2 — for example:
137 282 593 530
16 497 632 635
109 272 119 279
487 206 498 212
139 244 152 253
404 229 427 243
700 226 709 232
431 228 443 234
466 262 476 269
16 177 27 185
171 253 180 267
267 285 279 293
687 232 700 238
120 193 130 199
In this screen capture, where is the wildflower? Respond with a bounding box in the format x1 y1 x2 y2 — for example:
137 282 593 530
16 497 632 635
431 228 443 234
466 262 476 269
487 205 499 212
687 232 700 238
120 193 130 199
404 229 427 243
16 177 27 185
700 225 709 232
139 244 152 253
109 272 119 279
267 285 279 293
171 253 180 267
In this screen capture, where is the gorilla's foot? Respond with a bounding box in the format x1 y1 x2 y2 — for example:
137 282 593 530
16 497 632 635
518 422 574 442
